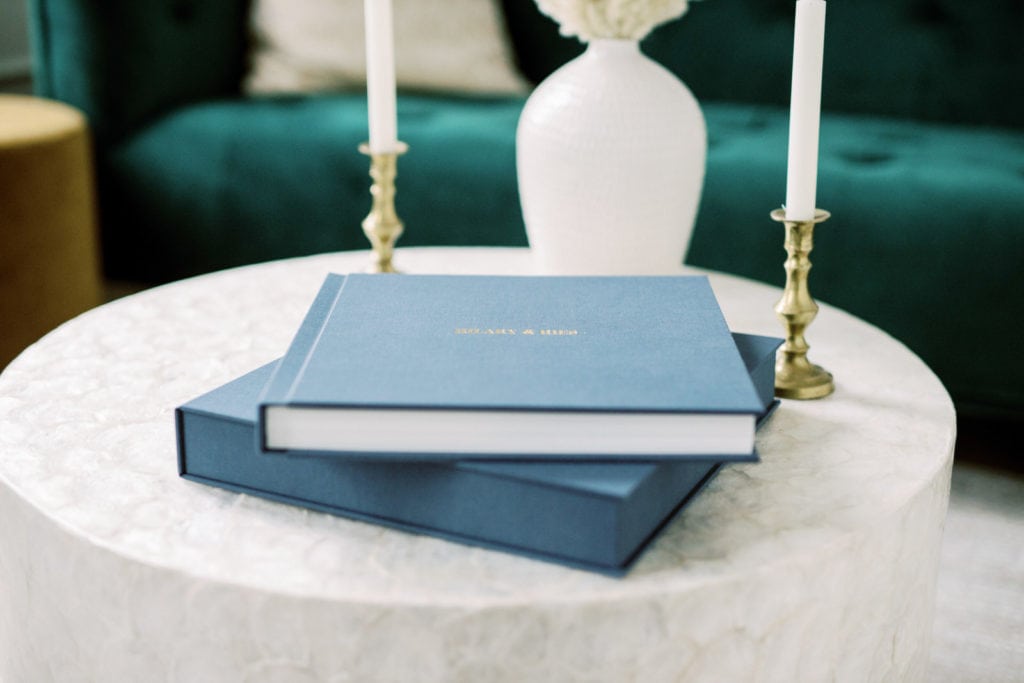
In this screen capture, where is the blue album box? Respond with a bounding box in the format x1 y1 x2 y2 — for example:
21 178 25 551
177 333 781 573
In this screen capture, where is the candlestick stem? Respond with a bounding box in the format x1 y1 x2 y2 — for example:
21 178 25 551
359 141 407 273
771 207 834 399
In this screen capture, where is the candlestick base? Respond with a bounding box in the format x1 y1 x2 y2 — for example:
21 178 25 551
359 141 408 274
771 207 834 400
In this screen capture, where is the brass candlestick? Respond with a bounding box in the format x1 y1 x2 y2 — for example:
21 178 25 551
359 141 408 273
771 207 834 400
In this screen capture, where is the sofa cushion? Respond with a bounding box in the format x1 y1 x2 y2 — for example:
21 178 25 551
100 94 529 281
246 0 529 96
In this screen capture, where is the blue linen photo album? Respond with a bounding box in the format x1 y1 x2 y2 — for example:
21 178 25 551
177 329 781 574
259 274 765 460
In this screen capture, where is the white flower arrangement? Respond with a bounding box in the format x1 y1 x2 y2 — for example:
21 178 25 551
535 0 692 42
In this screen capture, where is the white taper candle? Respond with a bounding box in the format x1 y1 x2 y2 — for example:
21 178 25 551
364 0 398 153
785 0 827 221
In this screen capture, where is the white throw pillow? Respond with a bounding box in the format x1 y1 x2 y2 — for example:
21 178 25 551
246 0 529 95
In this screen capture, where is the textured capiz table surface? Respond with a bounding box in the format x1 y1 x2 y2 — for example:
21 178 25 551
0 248 955 682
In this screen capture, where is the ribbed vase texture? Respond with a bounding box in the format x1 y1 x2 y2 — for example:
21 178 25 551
517 39 706 274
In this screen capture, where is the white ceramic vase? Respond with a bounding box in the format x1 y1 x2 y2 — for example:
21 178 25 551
516 39 706 275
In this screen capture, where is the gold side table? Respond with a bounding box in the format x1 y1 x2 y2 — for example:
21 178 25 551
0 95 102 368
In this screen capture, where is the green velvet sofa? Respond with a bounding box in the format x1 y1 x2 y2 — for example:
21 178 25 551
29 0 1024 420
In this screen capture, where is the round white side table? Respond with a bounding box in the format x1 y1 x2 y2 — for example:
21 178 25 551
0 248 955 682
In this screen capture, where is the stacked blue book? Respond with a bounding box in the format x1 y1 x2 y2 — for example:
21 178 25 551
177 274 780 573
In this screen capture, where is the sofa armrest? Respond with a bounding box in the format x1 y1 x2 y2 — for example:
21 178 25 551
30 0 251 145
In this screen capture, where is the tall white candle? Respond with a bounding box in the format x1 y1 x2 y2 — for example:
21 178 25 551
785 0 827 221
364 0 398 153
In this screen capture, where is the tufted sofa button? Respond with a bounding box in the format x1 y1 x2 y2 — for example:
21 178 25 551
744 117 770 132
838 149 896 165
